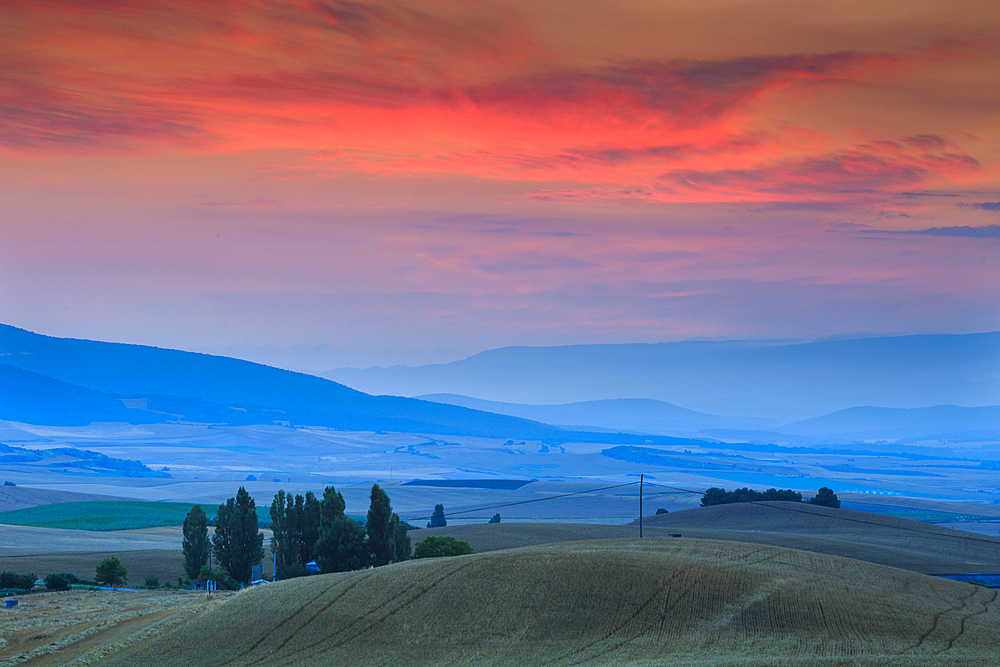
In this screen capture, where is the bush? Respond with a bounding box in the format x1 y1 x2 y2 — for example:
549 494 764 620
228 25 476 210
809 487 841 508
488 513 501 524
95 556 128 587
701 487 802 506
198 565 239 590
655 508 669 515
44 573 71 591
413 536 474 559
144 574 160 589
0 571 36 590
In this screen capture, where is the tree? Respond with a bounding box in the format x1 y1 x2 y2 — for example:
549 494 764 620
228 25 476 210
316 516 369 573
301 491 321 565
809 487 841 508
315 485 369 573
367 484 394 566
182 504 210 580
488 513 501 524
655 508 669 515
44 573 71 591
270 490 323 574
95 556 128 587
413 536 474 559
428 503 447 528
213 487 265 584
700 487 802 506
390 513 410 563
269 490 288 572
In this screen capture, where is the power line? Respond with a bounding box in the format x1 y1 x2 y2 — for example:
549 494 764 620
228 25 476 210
407 478 1000 548
403 481 640 522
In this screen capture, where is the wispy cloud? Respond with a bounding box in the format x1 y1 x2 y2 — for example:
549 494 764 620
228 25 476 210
866 225 1000 238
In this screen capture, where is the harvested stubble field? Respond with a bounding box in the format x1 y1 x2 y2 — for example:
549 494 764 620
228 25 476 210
0 588 226 667
72 538 1000 666
422 502 1000 575
635 502 1000 574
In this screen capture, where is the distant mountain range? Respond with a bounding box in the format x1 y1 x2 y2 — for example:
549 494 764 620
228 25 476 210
2 324 996 445
416 394 776 436
0 324 702 446
417 394 1000 444
323 333 1000 423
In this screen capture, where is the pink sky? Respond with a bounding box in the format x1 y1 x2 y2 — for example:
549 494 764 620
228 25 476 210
1 0 998 370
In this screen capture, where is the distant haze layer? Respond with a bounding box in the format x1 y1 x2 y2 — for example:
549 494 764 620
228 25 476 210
325 332 1000 422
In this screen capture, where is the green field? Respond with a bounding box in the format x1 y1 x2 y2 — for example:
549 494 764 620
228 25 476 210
0 501 197 531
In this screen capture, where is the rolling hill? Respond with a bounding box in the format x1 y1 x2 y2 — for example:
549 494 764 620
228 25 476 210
421 502 1000 575
98 539 1000 666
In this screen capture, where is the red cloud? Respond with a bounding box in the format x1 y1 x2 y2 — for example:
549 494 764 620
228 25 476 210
0 0 987 206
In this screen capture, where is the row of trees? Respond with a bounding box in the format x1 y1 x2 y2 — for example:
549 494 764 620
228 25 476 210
182 486 264 585
700 486 840 508
271 483 410 576
181 483 412 585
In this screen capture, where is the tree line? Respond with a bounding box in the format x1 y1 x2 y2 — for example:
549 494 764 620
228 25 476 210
700 486 840 508
181 483 411 585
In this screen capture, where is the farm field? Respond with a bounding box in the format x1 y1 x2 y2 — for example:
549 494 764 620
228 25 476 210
72 539 1000 666
0 486 130 512
0 500 197 531
0 588 226 666
6 420 1000 511
422 504 1000 575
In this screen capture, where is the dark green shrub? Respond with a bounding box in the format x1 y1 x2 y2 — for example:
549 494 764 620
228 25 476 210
488 513 501 524
44 573 71 591
0 571 36 590
198 565 239 590
809 487 841 508
655 508 669 515
144 574 160 589
701 487 802 506
413 536 474 559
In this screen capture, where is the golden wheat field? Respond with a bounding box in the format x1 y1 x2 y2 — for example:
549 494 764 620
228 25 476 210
35 538 991 667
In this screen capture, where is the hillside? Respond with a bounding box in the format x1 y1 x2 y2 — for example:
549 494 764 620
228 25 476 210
324 333 1000 423
782 404 1000 442
420 503 1000 575
97 539 1000 666
0 324 617 440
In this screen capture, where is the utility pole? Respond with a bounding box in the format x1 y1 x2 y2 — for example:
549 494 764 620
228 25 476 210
639 473 644 538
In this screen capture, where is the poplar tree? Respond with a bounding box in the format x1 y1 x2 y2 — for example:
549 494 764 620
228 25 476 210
213 487 264 584
181 504 210 580
366 483 394 566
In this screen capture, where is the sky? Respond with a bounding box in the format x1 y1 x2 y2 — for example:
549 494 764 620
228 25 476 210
1 0 998 371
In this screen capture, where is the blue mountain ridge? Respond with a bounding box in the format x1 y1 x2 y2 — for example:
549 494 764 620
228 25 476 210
0 324 708 447
324 333 1000 422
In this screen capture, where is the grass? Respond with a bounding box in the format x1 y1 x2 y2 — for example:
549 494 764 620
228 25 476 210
97 538 1000 666
0 501 197 531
